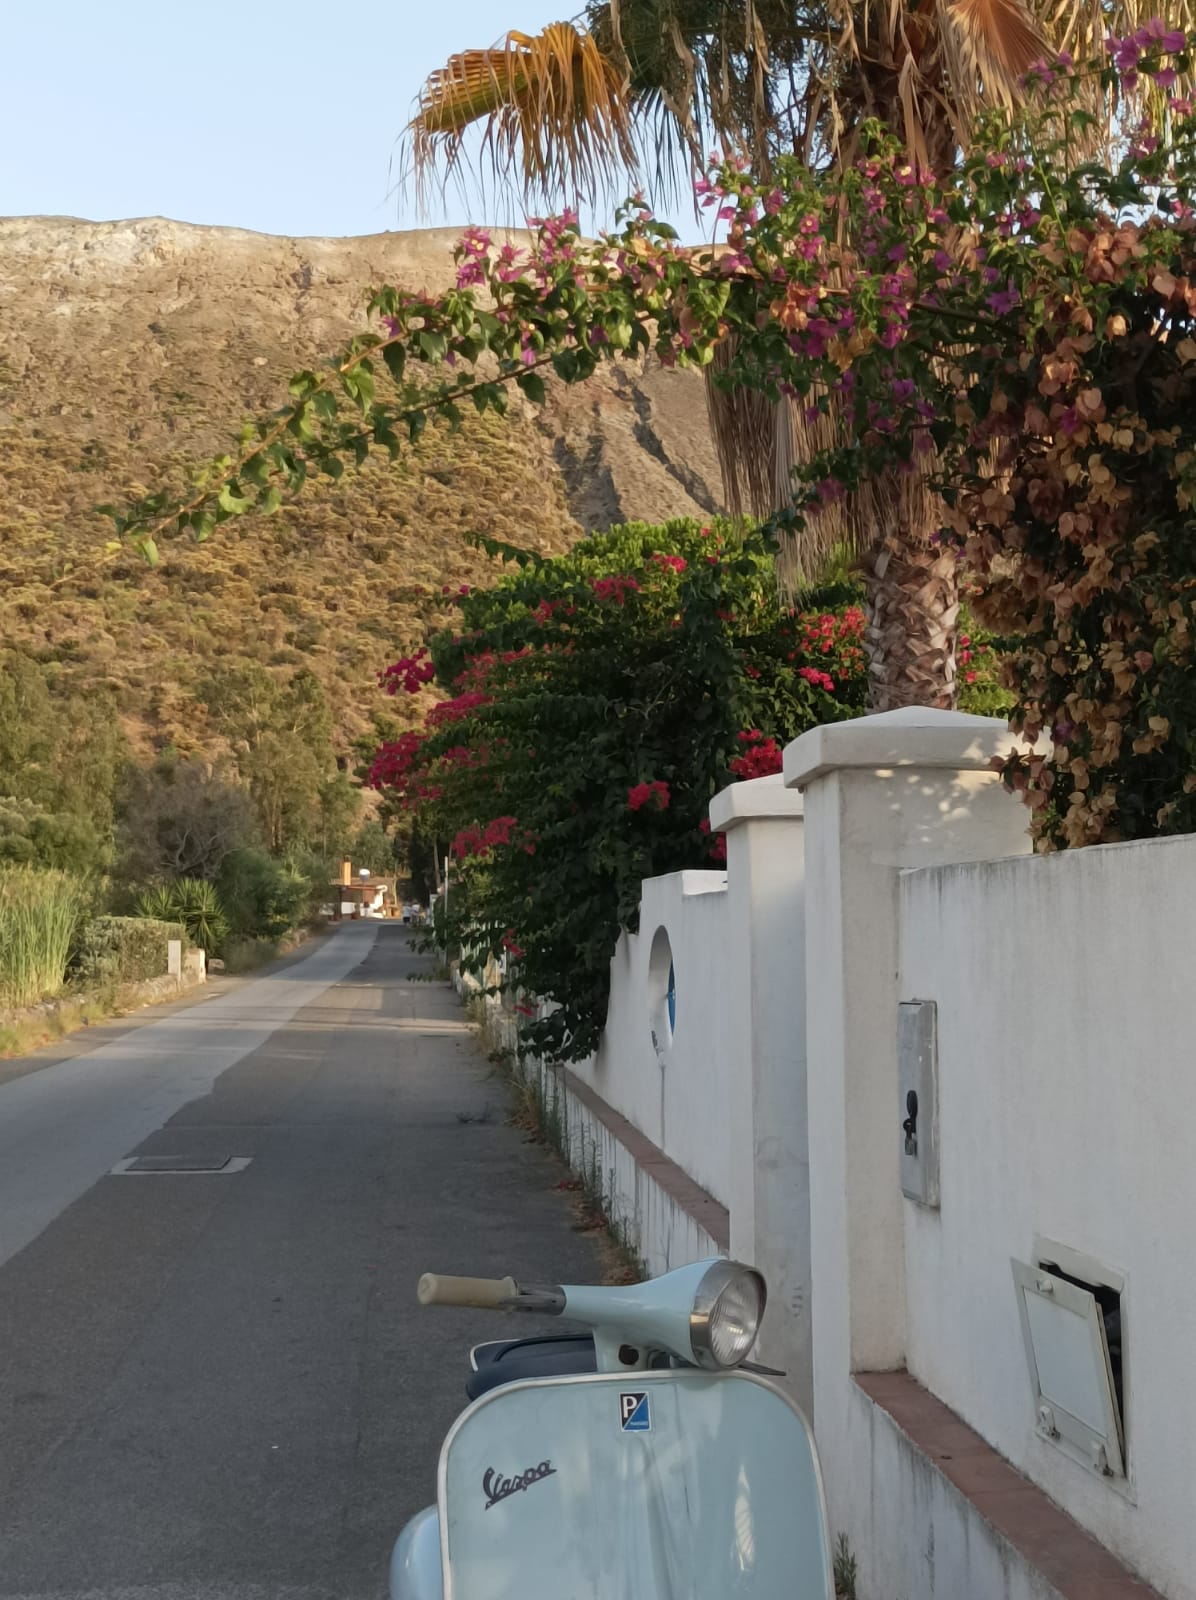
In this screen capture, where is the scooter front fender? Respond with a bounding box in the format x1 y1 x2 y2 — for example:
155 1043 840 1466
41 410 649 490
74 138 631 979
389 1504 443 1600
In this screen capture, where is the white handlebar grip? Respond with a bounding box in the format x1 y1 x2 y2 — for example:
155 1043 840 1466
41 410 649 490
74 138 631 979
417 1272 519 1309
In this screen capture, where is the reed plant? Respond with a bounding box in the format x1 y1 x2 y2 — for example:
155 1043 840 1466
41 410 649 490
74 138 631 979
0 867 91 1009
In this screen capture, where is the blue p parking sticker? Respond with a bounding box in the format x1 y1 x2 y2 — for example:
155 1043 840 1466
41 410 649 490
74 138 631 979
619 1392 651 1432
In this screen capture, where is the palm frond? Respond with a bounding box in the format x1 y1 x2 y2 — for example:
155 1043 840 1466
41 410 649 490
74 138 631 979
403 24 639 213
945 0 1049 97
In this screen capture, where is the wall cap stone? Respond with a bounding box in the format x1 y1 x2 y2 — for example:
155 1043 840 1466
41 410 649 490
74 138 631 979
709 772 805 834
784 707 1032 789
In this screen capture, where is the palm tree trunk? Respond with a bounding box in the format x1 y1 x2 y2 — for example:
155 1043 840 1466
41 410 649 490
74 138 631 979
859 506 959 711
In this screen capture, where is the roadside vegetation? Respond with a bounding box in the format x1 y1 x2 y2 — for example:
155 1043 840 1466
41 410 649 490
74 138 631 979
0 646 407 1041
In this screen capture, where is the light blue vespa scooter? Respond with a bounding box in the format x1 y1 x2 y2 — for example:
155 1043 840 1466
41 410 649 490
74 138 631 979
390 1258 833 1599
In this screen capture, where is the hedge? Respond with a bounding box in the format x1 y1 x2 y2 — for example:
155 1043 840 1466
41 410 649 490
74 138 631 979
75 916 188 986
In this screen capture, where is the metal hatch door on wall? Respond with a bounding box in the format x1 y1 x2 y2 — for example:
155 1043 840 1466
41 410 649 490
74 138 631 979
1011 1259 1125 1478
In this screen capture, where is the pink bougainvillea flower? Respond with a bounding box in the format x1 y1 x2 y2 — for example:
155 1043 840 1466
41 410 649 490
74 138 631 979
591 575 641 605
649 552 688 574
627 780 671 812
730 737 783 780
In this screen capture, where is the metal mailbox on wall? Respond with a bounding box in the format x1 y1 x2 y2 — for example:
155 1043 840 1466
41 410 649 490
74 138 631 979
898 1000 940 1209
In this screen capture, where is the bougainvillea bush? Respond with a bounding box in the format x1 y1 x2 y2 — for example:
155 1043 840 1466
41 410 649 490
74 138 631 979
370 517 866 1059
694 32 1196 849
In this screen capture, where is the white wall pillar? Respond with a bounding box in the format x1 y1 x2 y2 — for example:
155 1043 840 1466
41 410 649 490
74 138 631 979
784 709 1037 1535
709 774 812 1416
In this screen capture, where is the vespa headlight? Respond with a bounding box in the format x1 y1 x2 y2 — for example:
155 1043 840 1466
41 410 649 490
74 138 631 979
689 1260 766 1370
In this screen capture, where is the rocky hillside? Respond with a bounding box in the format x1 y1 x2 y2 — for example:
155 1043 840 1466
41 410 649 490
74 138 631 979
0 216 723 756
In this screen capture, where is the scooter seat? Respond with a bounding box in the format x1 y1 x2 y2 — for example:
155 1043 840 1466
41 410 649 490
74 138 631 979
465 1333 596 1400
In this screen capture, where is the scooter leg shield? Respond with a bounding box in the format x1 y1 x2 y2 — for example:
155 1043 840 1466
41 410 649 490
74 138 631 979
390 1505 443 1600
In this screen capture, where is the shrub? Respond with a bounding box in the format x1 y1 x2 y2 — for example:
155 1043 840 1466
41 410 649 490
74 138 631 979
118 758 259 886
0 867 92 1008
74 915 187 986
221 936 283 974
0 796 114 875
371 516 868 1058
217 847 310 942
136 879 229 954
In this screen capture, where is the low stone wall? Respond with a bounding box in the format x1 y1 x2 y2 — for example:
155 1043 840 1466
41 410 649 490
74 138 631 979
0 966 206 1039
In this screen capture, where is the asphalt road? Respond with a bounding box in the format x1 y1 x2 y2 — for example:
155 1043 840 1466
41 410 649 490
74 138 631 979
0 923 602 1600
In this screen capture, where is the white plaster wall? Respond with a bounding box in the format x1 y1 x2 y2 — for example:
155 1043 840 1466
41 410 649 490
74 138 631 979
569 869 737 1211
899 834 1196 1598
838 1386 1063 1600
790 709 1044 1599
555 1070 725 1276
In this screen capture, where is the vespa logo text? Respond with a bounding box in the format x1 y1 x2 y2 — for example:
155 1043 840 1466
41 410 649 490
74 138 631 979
482 1460 556 1510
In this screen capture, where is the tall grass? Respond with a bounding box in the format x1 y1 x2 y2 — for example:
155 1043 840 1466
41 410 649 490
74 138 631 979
0 867 91 1009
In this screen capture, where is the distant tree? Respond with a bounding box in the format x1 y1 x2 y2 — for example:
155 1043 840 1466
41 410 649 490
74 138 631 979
0 653 56 789
349 818 394 875
199 663 338 851
403 814 440 906
241 730 325 853
118 756 260 886
0 650 125 873
316 771 363 860
0 797 111 876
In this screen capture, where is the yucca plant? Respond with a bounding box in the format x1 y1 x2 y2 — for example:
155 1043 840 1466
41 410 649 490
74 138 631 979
0 866 91 1009
135 884 177 923
404 0 1196 710
137 879 229 955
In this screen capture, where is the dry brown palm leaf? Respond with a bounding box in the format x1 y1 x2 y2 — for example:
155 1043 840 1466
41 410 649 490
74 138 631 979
770 385 946 582
946 0 1048 92
704 338 777 518
403 24 638 213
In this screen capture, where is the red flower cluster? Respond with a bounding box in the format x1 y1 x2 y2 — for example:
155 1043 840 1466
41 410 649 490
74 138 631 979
380 649 436 696
795 605 864 653
368 731 424 788
627 780 671 812
501 929 525 959
649 552 688 574
438 743 485 769
454 646 533 691
426 690 492 728
697 816 728 863
730 728 784 780
591 575 641 605
451 814 521 859
798 666 836 693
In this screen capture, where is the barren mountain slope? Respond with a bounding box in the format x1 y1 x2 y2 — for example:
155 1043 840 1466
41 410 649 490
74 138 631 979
0 217 723 753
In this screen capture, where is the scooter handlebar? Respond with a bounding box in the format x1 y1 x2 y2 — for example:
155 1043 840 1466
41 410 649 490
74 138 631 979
417 1272 519 1309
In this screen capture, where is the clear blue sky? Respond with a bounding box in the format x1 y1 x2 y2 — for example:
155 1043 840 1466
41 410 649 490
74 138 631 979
2 0 694 238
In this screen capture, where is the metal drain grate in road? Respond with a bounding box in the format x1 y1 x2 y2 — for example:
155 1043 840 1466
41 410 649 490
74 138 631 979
109 1155 253 1176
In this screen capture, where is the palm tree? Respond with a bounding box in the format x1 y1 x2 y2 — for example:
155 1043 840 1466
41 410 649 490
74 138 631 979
402 0 1193 709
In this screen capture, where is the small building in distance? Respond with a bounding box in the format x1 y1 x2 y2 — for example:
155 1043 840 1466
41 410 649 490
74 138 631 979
327 860 397 920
